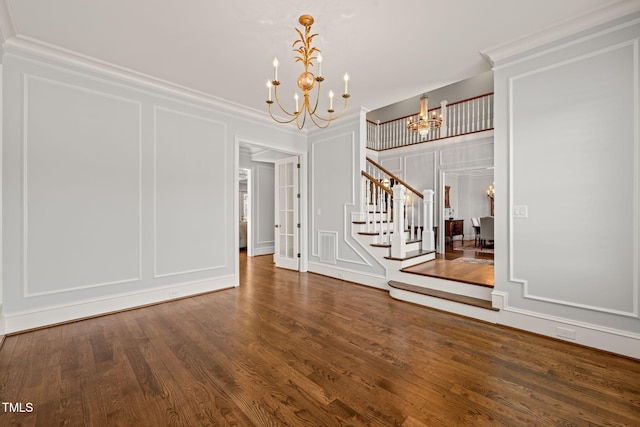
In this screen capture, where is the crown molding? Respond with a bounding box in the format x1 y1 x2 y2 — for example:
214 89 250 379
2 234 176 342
2 35 308 136
481 0 640 66
0 0 17 48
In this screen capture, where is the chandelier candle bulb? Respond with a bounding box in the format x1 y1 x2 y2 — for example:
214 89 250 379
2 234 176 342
344 73 349 94
267 80 272 102
273 58 279 82
294 93 299 112
317 54 322 77
329 90 334 111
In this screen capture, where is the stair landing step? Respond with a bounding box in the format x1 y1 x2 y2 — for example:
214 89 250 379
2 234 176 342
401 259 494 288
388 280 498 311
385 249 435 262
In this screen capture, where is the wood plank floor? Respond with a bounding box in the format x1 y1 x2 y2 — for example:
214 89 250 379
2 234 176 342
1 252 639 426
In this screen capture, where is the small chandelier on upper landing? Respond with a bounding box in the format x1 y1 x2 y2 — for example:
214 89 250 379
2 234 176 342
407 95 442 137
266 15 350 129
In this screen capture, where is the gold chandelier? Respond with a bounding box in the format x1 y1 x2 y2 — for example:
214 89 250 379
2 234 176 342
407 95 442 137
266 15 350 129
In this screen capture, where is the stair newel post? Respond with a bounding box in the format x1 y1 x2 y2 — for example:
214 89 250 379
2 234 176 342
376 185 383 243
421 189 435 252
387 190 392 244
417 195 422 241
366 179 372 234
360 175 367 227
409 193 415 241
391 185 406 258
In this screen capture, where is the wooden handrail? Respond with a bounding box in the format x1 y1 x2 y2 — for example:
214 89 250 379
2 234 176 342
366 157 423 199
361 171 393 195
445 92 494 107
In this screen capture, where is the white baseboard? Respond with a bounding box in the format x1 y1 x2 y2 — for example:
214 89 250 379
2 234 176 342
308 262 388 290
0 275 236 335
250 246 275 256
493 291 640 360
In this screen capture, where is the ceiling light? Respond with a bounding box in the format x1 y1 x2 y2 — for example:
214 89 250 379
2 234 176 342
407 95 442 137
266 15 350 129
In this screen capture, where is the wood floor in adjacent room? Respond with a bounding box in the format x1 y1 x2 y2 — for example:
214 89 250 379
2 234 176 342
1 252 638 426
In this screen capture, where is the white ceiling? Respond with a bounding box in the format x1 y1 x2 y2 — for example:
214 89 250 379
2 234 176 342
0 0 627 116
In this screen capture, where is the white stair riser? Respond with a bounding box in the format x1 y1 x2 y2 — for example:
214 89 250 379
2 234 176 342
389 288 498 323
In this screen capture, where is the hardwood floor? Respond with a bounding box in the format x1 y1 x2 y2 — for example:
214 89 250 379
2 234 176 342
1 252 638 426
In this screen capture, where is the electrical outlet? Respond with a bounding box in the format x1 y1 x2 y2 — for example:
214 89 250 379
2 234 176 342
556 327 576 340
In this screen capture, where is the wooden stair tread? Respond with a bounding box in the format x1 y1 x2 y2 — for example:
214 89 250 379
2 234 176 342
370 243 391 248
388 280 498 311
385 249 435 261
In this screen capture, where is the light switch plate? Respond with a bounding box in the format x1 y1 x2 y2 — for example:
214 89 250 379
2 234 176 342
513 205 528 218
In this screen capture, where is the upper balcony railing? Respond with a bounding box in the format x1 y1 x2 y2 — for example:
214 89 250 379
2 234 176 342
367 92 494 151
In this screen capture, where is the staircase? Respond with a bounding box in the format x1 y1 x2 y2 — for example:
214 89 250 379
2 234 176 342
353 157 498 323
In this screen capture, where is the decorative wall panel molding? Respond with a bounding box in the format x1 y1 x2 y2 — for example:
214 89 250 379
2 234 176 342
23 75 142 296
153 106 228 278
508 37 639 317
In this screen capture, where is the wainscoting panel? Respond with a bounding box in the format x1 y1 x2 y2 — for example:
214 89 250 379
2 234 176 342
380 157 402 175
509 41 638 316
440 140 493 167
311 132 355 258
154 107 228 278
24 75 142 296
404 151 437 196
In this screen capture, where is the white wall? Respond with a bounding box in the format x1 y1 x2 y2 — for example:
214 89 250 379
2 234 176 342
492 11 640 357
1 41 305 334
0 64 3 308
307 110 386 286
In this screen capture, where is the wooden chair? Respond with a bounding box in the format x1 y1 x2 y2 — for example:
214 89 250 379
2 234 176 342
471 217 481 246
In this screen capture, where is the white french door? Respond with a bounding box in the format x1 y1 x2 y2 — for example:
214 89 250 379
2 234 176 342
274 156 299 270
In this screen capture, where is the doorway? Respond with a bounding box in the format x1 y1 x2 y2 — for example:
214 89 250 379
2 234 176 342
439 167 494 260
239 168 251 255
236 140 307 281
274 155 300 271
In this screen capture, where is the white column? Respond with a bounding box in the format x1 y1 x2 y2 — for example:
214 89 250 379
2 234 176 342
440 100 448 138
421 189 435 252
391 185 406 258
